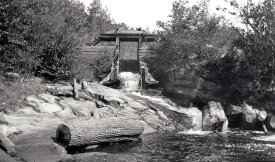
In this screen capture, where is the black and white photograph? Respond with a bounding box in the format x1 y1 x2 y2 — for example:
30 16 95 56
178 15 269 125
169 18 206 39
0 0 275 161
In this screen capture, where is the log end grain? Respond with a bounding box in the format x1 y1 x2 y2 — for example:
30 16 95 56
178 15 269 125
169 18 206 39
56 124 71 147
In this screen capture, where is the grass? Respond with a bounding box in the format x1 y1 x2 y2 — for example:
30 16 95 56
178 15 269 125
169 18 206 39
0 75 46 112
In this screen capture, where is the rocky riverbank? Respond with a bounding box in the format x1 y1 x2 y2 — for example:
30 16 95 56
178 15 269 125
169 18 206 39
0 81 275 162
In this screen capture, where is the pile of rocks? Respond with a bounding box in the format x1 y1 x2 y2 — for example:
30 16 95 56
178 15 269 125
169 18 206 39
226 103 270 132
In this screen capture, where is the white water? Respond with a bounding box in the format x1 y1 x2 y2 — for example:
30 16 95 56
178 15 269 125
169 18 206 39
118 72 141 90
179 130 213 135
131 91 178 111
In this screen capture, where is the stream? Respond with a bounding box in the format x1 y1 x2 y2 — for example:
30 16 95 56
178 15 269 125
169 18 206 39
77 131 275 162
69 88 275 162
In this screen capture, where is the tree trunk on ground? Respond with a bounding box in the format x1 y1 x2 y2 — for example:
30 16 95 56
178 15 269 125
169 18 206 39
56 117 144 147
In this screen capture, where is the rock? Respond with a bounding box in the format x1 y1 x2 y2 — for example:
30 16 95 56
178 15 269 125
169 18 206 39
226 105 243 127
0 149 17 162
26 95 45 107
202 101 228 132
104 96 126 106
178 107 202 131
36 103 63 114
0 125 21 137
4 72 20 79
38 93 59 103
140 121 156 134
59 98 96 117
0 112 8 125
240 103 258 130
128 101 147 111
257 111 267 122
16 142 67 162
55 107 76 119
117 107 139 118
265 113 275 131
17 107 38 115
95 100 105 108
96 106 118 119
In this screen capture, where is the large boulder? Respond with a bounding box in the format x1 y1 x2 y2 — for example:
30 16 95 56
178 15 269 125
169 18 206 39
265 113 275 131
202 101 228 132
226 105 243 127
177 107 202 130
240 103 258 130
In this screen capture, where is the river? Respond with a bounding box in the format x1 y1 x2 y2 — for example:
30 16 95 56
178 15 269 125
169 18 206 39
69 89 275 162
71 129 275 162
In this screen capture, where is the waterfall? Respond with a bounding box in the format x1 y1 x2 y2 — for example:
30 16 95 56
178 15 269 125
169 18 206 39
118 72 141 90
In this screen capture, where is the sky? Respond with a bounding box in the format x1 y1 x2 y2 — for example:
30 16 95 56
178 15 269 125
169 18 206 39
79 0 263 31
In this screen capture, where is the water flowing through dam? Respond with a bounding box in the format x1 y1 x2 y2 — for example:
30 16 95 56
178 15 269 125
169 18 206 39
118 72 141 90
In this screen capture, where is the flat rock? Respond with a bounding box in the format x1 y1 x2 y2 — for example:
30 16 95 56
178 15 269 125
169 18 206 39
55 107 76 119
141 121 156 134
17 107 38 115
128 101 147 111
38 93 59 103
17 142 67 162
26 95 45 107
36 103 63 114
0 125 20 137
59 98 96 117
96 106 118 119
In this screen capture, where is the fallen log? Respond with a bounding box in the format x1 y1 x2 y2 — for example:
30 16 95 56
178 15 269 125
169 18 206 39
56 117 144 147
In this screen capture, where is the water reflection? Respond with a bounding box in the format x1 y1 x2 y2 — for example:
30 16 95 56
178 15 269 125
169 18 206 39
79 131 275 161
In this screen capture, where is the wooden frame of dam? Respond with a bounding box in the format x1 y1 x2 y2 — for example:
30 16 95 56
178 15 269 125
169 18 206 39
82 28 159 89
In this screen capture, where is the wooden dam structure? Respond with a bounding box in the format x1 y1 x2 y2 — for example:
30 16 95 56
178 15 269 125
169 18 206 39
83 29 158 89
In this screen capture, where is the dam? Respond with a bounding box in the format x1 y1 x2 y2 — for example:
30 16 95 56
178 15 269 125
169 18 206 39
83 29 158 90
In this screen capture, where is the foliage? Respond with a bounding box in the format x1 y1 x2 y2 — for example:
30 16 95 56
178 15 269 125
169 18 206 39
85 0 114 45
149 0 231 83
0 0 120 81
0 75 45 112
0 0 88 80
90 53 112 81
201 0 275 108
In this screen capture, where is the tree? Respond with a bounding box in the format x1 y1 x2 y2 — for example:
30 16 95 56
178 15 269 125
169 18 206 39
0 0 87 80
85 0 114 45
149 0 230 82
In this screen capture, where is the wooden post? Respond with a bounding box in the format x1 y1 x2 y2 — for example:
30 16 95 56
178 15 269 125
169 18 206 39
73 78 79 99
81 80 88 90
56 117 144 147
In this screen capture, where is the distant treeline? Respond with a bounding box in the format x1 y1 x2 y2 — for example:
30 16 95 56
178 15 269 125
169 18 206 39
147 0 275 110
0 0 128 80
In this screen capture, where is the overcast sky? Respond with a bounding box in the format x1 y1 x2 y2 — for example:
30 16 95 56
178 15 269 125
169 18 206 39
79 0 263 31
